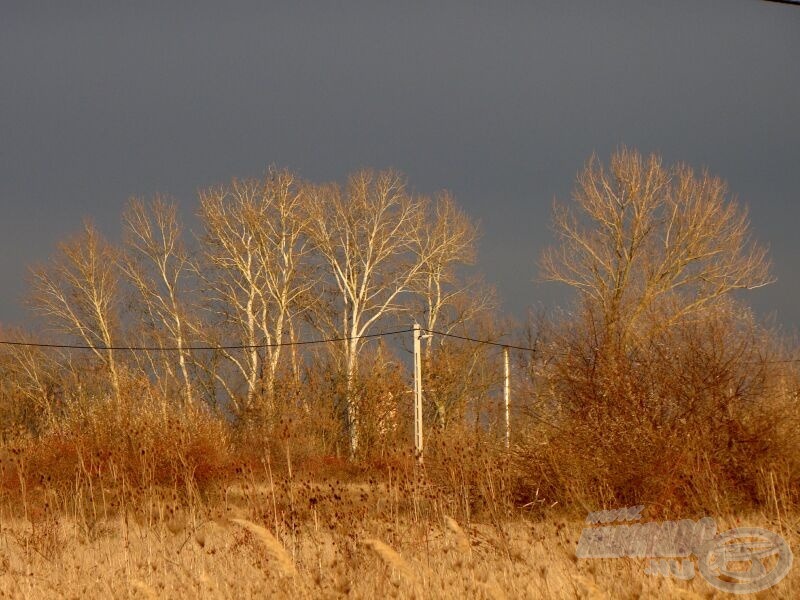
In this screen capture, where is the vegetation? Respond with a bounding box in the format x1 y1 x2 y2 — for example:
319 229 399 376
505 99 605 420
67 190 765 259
0 149 797 597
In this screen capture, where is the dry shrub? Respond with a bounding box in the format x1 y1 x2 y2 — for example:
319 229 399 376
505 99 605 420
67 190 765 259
423 339 502 432
516 301 800 515
235 346 412 470
1 369 232 498
425 426 516 522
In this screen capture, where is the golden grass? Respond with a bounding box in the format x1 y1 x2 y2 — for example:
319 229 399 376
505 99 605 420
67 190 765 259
444 515 472 556
0 383 796 598
363 538 417 583
230 518 298 578
0 479 795 599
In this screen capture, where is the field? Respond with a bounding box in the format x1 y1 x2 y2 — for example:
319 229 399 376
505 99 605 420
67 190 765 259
0 457 795 599
2 149 798 598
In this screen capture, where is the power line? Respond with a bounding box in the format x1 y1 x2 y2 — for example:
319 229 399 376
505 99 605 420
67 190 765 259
0 328 413 352
422 328 538 353
3 325 800 365
423 328 800 364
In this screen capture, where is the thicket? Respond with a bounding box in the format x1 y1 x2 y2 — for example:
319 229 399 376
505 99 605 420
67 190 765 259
1 151 798 518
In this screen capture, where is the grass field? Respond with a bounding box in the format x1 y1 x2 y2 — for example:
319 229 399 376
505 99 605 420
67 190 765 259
0 470 795 599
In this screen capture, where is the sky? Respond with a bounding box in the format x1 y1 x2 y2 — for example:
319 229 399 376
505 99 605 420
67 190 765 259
1 1 799 332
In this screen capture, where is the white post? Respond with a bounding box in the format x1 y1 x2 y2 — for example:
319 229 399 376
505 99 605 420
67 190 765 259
504 346 510 449
413 322 424 464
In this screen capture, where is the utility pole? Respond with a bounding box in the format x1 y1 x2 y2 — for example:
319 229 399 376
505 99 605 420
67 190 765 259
413 322 425 464
504 346 510 449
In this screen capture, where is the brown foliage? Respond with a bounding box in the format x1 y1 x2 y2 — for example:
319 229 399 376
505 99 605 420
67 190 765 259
3 153 798 524
523 149 797 515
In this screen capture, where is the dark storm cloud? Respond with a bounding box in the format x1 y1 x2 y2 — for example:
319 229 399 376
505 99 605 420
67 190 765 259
1 1 798 328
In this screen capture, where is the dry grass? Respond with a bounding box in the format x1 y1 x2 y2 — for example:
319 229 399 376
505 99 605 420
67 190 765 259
444 515 472 556
0 345 798 598
362 538 418 583
0 393 796 598
229 518 298 578
0 510 795 598
0 465 796 599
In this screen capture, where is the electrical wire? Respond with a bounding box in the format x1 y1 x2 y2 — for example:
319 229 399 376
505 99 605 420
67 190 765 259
423 328 800 364
3 325 800 365
0 328 413 352
421 328 538 353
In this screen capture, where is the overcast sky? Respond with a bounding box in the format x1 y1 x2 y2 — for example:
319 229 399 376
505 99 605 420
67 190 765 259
1 1 798 332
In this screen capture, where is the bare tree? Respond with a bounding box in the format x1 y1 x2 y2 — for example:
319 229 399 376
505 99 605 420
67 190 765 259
250 171 316 398
306 170 433 454
121 197 195 403
411 192 492 357
540 148 773 350
402 192 501 431
29 221 124 401
197 168 313 416
530 149 779 506
0 328 62 430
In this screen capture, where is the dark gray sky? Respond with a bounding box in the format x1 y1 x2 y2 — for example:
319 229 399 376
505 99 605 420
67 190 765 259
1 1 798 330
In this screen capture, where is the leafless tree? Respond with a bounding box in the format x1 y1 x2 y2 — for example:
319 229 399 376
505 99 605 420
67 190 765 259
306 170 430 453
29 221 124 401
410 192 493 357
197 168 314 415
540 148 773 351
306 171 483 453
121 197 195 403
0 328 62 430
529 149 780 506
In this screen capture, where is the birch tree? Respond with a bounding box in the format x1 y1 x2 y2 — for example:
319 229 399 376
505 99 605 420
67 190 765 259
121 197 195 403
306 169 442 454
197 168 313 415
30 221 123 401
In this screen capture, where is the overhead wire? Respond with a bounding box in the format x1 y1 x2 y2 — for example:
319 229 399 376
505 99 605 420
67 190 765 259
0 328 413 352
2 325 799 364
421 328 538 353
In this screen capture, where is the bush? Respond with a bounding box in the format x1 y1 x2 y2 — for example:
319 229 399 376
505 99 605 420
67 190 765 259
515 301 800 516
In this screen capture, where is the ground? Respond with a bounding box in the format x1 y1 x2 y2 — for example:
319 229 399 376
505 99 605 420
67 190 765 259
0 479 794 599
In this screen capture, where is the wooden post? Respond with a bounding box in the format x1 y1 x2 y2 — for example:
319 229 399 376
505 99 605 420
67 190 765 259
413 323 424 463
504 345 510 449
